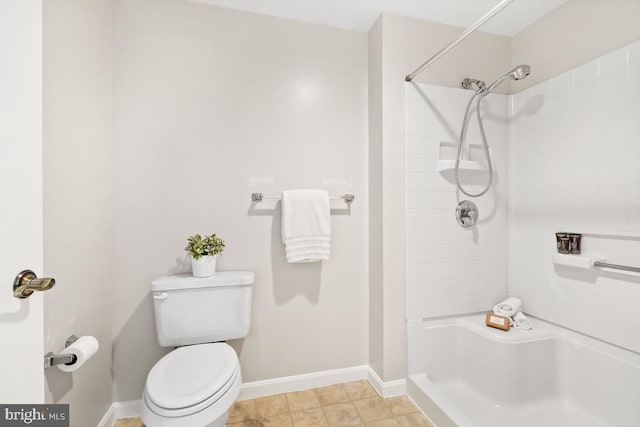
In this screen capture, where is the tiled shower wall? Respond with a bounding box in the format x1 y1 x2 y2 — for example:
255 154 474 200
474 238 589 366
405 39 640 353
509 40 640 352
404 84 509 320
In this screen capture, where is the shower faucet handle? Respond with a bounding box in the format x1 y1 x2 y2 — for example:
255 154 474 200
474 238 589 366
464 207 476 224
456 200 478 228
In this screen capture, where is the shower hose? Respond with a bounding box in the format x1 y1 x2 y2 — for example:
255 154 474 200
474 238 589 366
455 88 493 198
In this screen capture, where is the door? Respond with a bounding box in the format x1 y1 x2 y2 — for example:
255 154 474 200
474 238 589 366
0 0 45 402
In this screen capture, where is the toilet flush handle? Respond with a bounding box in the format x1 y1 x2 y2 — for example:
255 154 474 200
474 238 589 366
153 292 168 300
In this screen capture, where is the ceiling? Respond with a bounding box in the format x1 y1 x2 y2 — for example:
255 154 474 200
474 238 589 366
188 0 568 37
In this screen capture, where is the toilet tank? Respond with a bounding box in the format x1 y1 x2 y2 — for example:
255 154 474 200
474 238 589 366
151 271 254 347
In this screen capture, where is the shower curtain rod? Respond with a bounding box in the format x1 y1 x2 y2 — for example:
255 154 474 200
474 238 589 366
405 0 516 82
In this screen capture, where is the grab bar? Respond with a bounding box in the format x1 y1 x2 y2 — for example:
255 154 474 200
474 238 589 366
592 261 640 274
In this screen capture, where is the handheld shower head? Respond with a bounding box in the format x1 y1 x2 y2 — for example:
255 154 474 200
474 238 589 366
455 64 531 198
483 64 531 95
509 64 531 80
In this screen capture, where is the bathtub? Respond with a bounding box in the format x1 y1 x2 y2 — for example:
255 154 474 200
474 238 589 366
407 314 640 427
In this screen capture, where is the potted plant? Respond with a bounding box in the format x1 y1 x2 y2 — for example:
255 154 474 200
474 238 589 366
184 233 225 277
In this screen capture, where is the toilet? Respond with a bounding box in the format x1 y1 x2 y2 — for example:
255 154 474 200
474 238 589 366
141 271 254 427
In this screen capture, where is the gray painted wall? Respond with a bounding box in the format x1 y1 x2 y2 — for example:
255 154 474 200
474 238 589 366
112 0 369 401
43 1 114 426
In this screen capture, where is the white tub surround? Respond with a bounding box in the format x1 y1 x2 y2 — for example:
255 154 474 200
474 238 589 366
405 39 640 426
408 314 640 427
404 83 509 320
508 39 640 353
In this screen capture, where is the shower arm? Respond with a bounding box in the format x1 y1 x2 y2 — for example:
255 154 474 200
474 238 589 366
405 0 516 82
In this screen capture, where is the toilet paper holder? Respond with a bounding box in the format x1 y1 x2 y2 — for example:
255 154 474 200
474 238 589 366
44 334 79 369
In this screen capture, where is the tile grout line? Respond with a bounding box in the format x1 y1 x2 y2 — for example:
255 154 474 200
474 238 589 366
311 387 332 427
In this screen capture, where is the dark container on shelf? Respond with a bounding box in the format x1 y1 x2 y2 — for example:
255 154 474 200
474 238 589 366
556 232 569 253
569 233 582 254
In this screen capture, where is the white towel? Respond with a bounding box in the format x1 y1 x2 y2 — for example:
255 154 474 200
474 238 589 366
512 312 533 330
281 189 331 263
493 297 523 318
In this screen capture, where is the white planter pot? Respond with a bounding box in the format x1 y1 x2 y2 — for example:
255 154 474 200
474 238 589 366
191 255 217 277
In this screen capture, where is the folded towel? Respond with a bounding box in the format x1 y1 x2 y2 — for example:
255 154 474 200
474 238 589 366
512 312 533 330
493 297 523 318
281 189 331 263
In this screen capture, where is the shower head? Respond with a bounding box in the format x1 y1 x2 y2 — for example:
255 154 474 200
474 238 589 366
510 64 531 80
483 64 531 95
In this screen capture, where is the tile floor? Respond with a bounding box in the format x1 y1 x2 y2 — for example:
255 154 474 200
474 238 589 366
114 380 434 427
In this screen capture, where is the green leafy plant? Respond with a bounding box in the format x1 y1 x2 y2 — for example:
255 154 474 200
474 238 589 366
185 234 225 260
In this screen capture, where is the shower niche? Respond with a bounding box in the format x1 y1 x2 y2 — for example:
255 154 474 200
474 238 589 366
436 141 493 177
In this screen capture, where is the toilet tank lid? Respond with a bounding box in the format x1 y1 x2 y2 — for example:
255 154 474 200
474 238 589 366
151 271 254 291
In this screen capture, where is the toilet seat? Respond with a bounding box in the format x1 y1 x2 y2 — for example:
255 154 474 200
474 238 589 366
144 343 240 417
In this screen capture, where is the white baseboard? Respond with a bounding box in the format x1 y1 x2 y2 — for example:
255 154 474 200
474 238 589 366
98 366 407 425
238 365 406 400
96 404 115 427
97 400 141 427
238 365 369 400
114 400 142 419
367 367 406 398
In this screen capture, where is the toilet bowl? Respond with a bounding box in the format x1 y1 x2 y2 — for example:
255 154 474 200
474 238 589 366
142 272 254 427
142 343 241 427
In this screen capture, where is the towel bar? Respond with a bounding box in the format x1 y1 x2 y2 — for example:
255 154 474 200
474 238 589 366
251 192 354 203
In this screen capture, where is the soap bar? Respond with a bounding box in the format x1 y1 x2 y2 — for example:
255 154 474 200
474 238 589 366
485 313 510 331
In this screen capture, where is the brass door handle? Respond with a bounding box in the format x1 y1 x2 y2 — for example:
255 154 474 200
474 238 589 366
13 270 56 299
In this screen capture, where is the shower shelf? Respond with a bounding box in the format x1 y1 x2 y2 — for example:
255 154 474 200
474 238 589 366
437 159 485 174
